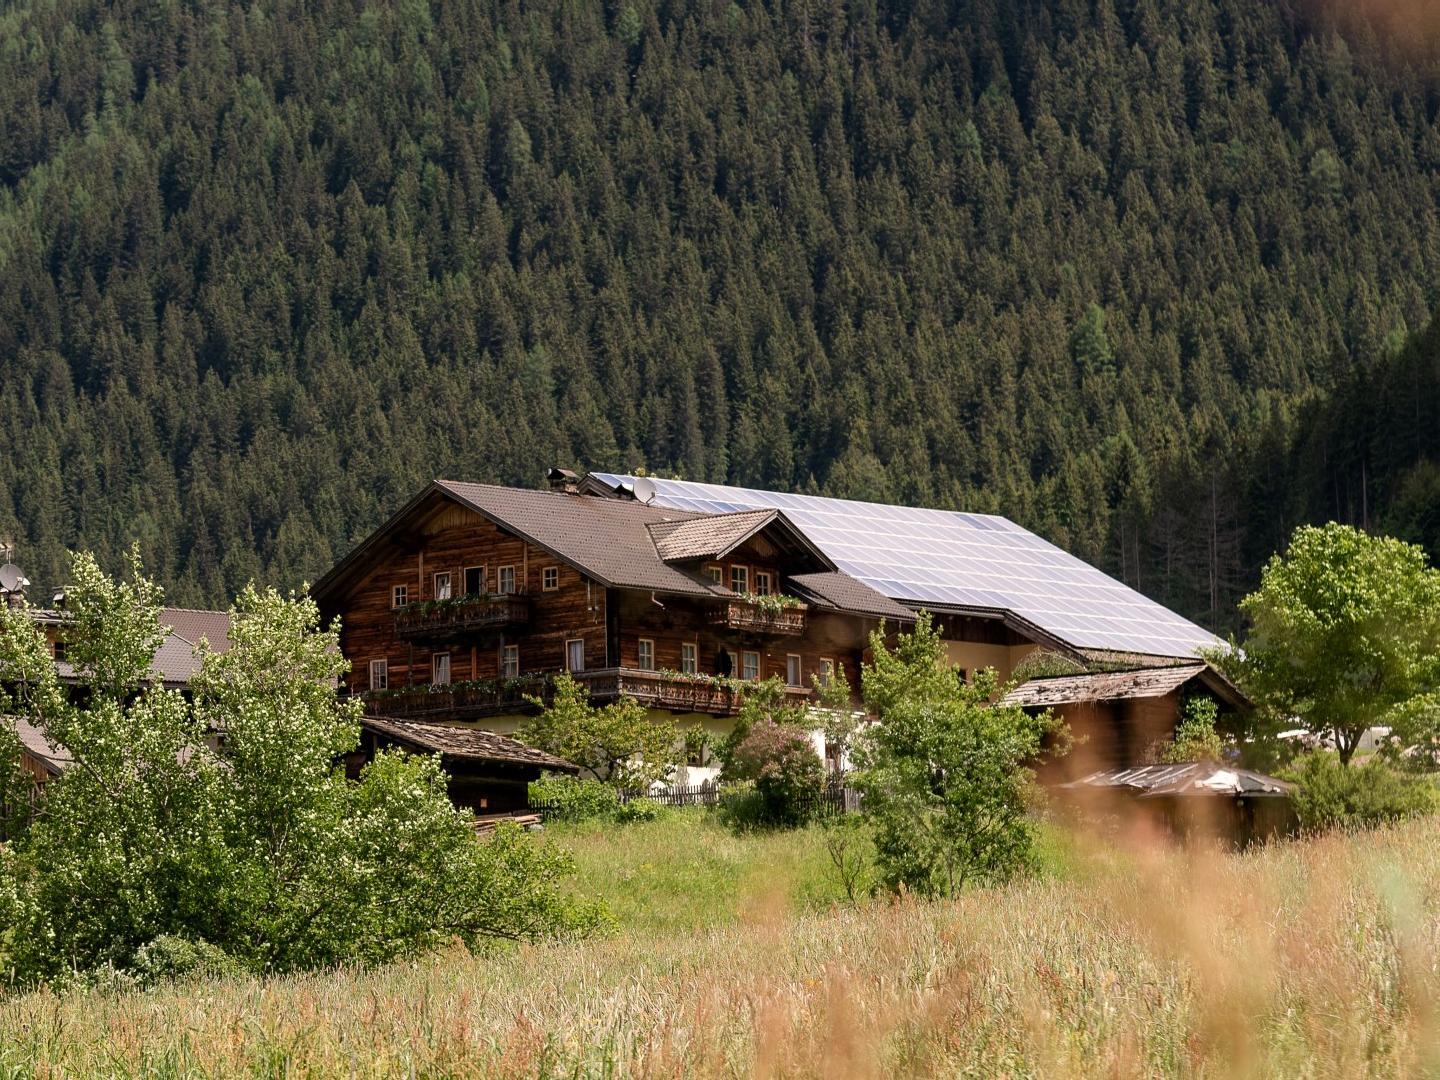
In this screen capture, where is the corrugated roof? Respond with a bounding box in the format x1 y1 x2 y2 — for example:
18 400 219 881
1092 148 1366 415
361 715 579 771
1061 762 1294 798
1002 664 1208 708
647 510 780 562
787 572 916 623
590 473 1223 659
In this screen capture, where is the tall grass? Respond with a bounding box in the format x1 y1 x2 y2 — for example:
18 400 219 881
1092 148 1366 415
2 811 1438 1076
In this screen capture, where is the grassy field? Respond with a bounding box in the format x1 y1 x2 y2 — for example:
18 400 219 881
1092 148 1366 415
2 810 1439 1077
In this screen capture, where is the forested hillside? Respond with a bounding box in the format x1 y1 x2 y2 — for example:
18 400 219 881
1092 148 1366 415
3 0 1439 629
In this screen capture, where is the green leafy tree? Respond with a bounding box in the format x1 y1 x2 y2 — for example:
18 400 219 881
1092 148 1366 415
1158 696 1226 764
852 615 1059 898
1236 524 1440 765
521 674 679 789
0 552 599 986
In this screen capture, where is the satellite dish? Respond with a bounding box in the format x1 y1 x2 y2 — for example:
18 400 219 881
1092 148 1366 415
0 564 27 593
632 477 657 505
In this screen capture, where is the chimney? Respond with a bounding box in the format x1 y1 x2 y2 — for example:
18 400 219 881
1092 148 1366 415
547 467 581 494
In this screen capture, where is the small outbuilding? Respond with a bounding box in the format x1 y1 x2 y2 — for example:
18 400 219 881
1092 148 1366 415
354 716 578 815
1059 761 1296 844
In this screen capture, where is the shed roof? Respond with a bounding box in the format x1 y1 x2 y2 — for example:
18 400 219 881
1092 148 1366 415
1061 762 1293 798
361 716 579 772
787 572 916 623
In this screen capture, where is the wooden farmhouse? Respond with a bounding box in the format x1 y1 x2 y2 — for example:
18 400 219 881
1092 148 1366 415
315 470 1249 797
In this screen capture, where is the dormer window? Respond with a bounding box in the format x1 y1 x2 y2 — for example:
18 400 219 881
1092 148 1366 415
730 566 749 594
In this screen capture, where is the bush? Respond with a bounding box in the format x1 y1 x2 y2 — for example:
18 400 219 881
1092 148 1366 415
529 775 621 821
1289 753 1437 831
614 797 663 824
129 935 245 987
727 720 823 827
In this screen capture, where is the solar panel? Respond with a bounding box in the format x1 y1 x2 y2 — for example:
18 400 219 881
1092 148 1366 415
594 473 1220 658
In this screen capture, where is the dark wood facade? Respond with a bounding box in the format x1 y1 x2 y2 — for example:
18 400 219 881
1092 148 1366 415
320 494 885 727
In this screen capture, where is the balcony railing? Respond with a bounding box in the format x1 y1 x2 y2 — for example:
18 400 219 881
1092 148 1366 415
360 676 547 721
577 668 812 715
708 598 808 636
360 668 813 721
393 593 530 640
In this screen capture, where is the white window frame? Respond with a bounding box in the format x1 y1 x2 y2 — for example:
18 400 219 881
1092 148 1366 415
501 645 520 679
391 584 408 609
565 638 585 673
433 571 452 600
754 571 772 596
637 638 655 671
433 652 451 685
785 654 802 687
741 650 760 681
464 565 487 595
703 564 723 585
818 657 835 687
730 565 749 594
498 565 517 595
681 642 698 675
369 658 388 690
542 566 560 591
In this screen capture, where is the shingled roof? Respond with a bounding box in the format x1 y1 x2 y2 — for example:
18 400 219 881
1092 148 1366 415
787 572 916 623
361 715 579 771
1002 663 1248 710
648 509 785 562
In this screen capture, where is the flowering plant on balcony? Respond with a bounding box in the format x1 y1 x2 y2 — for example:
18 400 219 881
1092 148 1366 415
734 592 805 615
398 591 521 618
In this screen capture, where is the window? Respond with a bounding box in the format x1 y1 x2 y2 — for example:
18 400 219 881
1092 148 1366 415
785 654 802 687
566 638 585 673
464 566 486 595
368 658 388 691
433 652 451 685
392 584 408 609
498 565 517 594
52 640 67 662
730 566 749 594
754 571 772 596
681 642 698 675
433 572 452 600
703 564 723 585
542 566 560 591
637 638 655 671
741 651 760 681
818 658 835 687
501 645 520 678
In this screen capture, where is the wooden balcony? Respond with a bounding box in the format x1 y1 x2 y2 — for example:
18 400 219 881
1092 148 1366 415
393 594 530 641
360 676 547 721
577 668 812 716
360 669 813 722
708 598 808 636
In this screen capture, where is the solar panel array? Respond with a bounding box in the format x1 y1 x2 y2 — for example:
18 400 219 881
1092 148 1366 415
592 473 1220 658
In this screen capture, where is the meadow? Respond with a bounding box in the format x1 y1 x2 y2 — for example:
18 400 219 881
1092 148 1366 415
2 810 1438 1077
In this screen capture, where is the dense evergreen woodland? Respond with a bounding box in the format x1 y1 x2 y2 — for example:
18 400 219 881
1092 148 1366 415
3 0 1440 630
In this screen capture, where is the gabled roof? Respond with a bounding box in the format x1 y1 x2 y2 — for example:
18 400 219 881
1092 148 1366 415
37 606 230 688
1001 663 1249 711
361 716 579 772
588 473 1223 660
650 510 784 562
10 716 71 775
787 572 915 623
1061 762 1293 798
